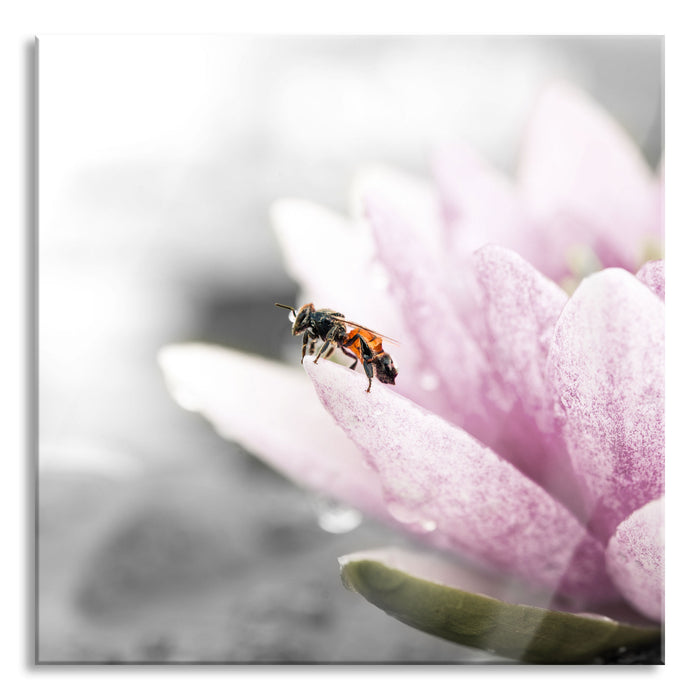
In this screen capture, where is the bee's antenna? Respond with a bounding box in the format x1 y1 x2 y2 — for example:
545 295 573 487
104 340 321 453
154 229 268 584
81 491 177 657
274 302 297 317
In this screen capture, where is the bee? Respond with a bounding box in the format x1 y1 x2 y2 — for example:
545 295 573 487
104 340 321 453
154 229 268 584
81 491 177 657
275 302 398 393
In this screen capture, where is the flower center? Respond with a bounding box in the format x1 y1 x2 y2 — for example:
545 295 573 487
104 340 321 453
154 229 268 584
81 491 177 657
560 244 603 295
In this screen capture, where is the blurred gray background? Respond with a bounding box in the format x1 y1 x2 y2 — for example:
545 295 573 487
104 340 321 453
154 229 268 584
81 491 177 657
38 35 663 663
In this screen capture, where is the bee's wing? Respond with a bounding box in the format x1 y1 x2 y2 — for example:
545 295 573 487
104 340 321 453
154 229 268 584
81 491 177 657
343 320 400 346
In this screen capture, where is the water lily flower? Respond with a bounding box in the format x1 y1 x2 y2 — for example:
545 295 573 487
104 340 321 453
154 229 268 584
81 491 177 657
159 82 664 663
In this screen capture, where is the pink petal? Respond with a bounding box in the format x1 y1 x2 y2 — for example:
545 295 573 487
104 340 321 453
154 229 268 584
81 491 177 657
606 497 664 622
349 167 479 418
519 82 659 276
350 164 445 256
432 143 545 273
363 194 494 437
546 269 665 541
469 245 584 516
471 245 567 418
636 259 665 301
158 344 389 520
305 357 617 602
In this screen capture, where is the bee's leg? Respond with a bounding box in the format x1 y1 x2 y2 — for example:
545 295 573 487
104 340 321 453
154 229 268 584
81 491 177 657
356 335 374 361
302 332 320 363
362 359 374 393
313 340 332 363
340 345 358 370
355 336 375 392
341 334 366 368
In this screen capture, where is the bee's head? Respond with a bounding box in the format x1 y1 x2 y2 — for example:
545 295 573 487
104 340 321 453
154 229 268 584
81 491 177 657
374 352 398 385
291 303 315 335
275 302 314 335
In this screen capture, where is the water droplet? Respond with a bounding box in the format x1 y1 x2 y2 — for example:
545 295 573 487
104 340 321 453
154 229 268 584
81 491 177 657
311 496 363 534
419 372 440 391
386 500 415 523
386 501 437 532
420 519 437 532
287 309 296 323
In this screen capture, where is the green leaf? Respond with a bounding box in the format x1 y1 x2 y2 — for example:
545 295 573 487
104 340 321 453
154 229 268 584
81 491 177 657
339 551 661 664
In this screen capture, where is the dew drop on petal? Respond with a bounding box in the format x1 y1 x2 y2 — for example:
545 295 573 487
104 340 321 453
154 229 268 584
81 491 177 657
386 500 415 524
386 500 437 532
311 495 363 534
